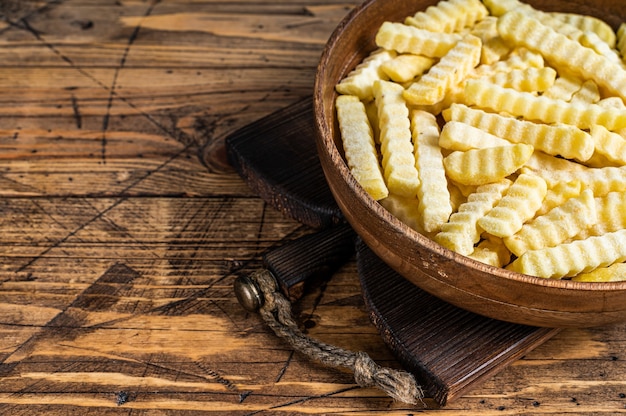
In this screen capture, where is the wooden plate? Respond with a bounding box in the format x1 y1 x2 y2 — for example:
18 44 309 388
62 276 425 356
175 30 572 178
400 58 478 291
314 0 626 328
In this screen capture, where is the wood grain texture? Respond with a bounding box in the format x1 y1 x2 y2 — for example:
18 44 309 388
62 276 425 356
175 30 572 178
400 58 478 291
0 0 625 414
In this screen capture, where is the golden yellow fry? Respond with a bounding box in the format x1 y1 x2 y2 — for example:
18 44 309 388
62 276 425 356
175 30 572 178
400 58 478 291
571 262 626 282
403 34 482 106
507 229 626 279
335 48 396 100
470 47 544 78
439 121 511 151
549 12 616 47
411 110 452 232
618 23 626 60
536 180 583 217
485 67 556 92
497 10 626 102
375 21 462 58
435 179 512 255
575 191 626 240
590 125 626 166
445 103 594 161
481 0 527 17
542 73 584 101
504 189 597 257
468 237 512 267
579 31 624 66
373 80 420 197
522 165 626 197
380 54 435 83
335 95 388 201
380 194 428 236
570 80 601 105
405 0 488 33
464 79 626 131
524 150 587 173
477 173 548 238
470 16 511 65
443 143 533 186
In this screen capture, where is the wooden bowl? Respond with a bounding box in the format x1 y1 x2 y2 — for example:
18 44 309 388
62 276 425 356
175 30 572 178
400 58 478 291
314 0 626 328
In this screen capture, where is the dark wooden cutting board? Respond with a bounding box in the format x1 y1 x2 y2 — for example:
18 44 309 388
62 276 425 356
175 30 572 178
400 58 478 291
225 96 561 406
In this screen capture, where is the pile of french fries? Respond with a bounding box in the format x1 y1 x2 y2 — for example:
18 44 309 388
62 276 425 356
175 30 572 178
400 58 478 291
335 0 626 281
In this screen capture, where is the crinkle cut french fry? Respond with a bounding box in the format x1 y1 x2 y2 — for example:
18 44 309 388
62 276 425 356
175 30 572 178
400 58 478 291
497 11 626 103
570 80 601 105
435 179 512 255
464 79 626 131
374 80 421 197
411 110 452 233
618 23 626 60
549 12 617 48
470 16 511 65
403 34 482 106
504 189 597 257
470 47 544 79
590 125 626 166
381 54 435 83
575 191 626 240
477 173 547 238
468 237 511 267
542 73 583 101
335 48 396 100
536 180 583 217
481 0 528 17
405 0 488 33
380 194 428 236
375 21 462 58
524 150 588 173
445 103 594 161
571 262 626 282
523 165 626 197
439 121 511 151
443 143 533 186
335 95 389 201
485 67 556 93
507 229 626 279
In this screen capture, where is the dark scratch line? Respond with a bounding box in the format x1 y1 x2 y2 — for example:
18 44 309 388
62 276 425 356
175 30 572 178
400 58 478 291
243 386 360 416
71 94 82 129
101 0 161 164
275 350 294 383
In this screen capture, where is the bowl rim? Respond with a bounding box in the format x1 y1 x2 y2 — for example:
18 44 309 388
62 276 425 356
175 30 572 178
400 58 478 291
313 0 626 294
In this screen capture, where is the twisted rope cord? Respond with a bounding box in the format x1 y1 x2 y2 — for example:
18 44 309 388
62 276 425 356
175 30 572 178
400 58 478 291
252 269 424 405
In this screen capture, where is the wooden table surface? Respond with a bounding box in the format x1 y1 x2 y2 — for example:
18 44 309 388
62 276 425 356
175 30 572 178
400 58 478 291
1 0 626 414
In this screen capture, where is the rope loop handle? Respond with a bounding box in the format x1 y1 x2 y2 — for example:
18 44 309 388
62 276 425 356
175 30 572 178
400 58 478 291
251 269 424 405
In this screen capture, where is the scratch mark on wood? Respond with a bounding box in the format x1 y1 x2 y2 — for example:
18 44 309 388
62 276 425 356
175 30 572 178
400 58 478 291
244 386 361 416
275 350 294 383
101 0 162 164
70 94 82 129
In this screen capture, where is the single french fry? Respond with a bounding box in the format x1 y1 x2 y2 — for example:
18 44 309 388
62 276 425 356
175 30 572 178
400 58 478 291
374 80 421 197
335 95 389 201
571 262 626 282
590 125 626 166
507 229 626 279
468 236 512 267
618 23 626 61
481 0 528 17
403 34 482 106
439 121 511 151
504 189 597 257
471 47 544 78
463 79 626 131
542 73 584 101
549 12 616 48
381 54 435 83
444 143 533 186
497 10 626 102
470 16 511 65
375 21 462 58
445 103 594 161
411 110 452 232
523 165 626 197
524 150 587 173
435 179 512 255
405 0 488 33
380 194 428 236
575 191 626 240
335 48 396 100
536 180 583 217
485 66 556 93
477 173 548 238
